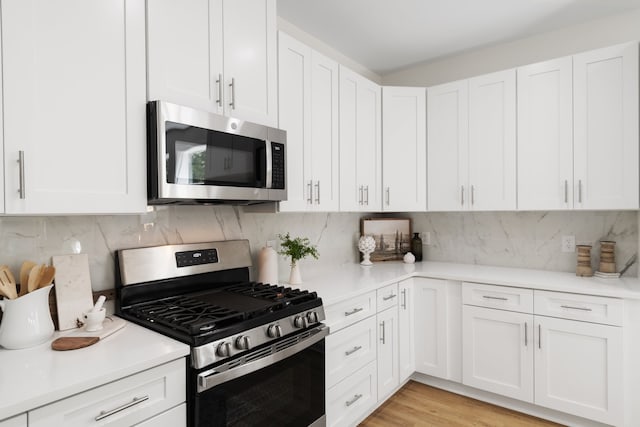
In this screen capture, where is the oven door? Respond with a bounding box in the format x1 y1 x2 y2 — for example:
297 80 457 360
191 326 328 427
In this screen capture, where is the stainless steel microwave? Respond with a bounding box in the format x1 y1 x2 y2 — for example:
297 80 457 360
147 101 286 205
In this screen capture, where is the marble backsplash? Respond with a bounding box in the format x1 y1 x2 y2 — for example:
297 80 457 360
0 208 636 293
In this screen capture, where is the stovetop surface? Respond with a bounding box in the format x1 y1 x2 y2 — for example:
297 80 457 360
119 281 322 346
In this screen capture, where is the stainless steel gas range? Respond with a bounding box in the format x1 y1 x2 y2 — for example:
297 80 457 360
115 240 327 427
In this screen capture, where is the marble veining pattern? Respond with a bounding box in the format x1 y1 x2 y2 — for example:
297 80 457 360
0 208 636 292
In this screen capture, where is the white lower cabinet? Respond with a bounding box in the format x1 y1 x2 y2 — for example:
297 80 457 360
326 315 377 389
326 361 377 427
0 414 26 427
377 306 399 400
135 404 186 427
29 359 186 427
398 279 415 382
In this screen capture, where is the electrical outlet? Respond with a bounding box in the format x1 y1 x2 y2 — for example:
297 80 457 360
561 235 575 253
421 232 431 245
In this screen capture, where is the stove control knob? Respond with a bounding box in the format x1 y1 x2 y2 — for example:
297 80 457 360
294 315 308 329
216 342 231 357
267 324 283 338
235 335 251 350
306 311 319 324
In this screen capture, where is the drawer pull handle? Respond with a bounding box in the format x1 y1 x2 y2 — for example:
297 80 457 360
345 346 362 356
382 294 397 301
95 395 150 421
401 289 407 309
346 393 363 407
344 307 364 317
524 322 528 347
560 305 592 312
482 295 508 301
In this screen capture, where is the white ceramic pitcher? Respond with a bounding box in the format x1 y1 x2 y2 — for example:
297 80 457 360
0 284 54 349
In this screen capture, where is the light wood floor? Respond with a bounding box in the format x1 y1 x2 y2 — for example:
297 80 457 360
359 381 564 427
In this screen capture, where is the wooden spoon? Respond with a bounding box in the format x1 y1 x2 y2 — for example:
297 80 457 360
38 265 56 289
0 265 18 300
19 261 36 297
27 264 44 293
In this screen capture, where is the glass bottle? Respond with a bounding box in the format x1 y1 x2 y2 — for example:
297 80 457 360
411 233 423 261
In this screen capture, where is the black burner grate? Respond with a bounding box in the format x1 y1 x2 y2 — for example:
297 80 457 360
224 282 317 308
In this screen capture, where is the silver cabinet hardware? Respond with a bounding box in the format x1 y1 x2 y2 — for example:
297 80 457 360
345 346 362 356
471 185 475 205
307 181 313 204
364 185 369 205
229 77 236 109
216 74 223 106
560 305 592 312
524 322 528 347
482 295 508 301
385 187 390 206
578 179 582 203
380 321 386 344
345 394 363 407
564 180 568 203
359 185 363 205
382 294 397 301
538 324 541 349
18 151 25 199
95 395 149 421
461 185 465 206
315 181 320 204
344 307 363 317
401 289 407 309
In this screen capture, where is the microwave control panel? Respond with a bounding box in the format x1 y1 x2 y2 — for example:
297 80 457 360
271 143 285 189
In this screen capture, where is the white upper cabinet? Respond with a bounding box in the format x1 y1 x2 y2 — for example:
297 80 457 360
427 80 469 211
2 0 146 214
147 0 277 127
278 32 339 212
382 87 427 212
517 57 573 210
468 69 516 211
573 42 639 210
339 66 382 212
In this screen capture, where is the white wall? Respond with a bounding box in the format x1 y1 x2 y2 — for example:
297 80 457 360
383 8 640 86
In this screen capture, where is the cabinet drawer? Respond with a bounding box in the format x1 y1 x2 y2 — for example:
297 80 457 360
325 291 376 332
534 291 623 326
463 282 533 313
326 361 377 427
326 316 377 388
135 403 186 427
29 359 185 427
377 283 399 311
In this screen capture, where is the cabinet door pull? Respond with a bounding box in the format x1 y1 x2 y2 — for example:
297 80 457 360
482 295 508 301
315 181 320 204
216 74 223 106
385 187 390 206
380 321 386 344
307 181 313 204
345 346 362 356
564 180 568 204
578 180 583 203
365 185 369 205
524 322 528 347
344 307 363 317
538 324 541 349
345 393 363 407
560 305 592 312
18 151 25 199
95 395 149 421
359 185 363 205
471 185 475 205
401 289 407 309
461 185 464 206
229 77 236 109
382 294 397 301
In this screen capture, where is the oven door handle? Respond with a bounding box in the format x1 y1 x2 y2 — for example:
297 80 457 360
197 325 329 393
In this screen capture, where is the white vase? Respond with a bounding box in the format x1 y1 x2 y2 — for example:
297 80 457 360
289 262 302 285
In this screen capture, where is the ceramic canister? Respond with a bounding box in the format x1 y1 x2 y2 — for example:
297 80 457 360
0 284 54 349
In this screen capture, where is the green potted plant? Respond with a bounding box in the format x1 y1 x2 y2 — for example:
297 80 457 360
277 233 319 285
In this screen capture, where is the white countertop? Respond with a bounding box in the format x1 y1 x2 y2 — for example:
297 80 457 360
298 261 640 306
0 320 189 420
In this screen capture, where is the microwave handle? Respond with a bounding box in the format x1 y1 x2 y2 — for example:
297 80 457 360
265 140 273 189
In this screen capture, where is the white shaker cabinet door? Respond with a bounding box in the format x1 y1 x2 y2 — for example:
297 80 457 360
382 86 427 212
377 306 399 400
573 42 639 210
222 0 277 127
462 305 534 403
147 0 224 114
468 69 516 211
534 317 623 426
517 57 573 210
427 80 469 211
398 279 415 382
2 0 146 214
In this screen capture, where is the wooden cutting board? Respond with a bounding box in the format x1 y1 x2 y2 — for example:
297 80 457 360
51 316 126 351
52 254 94 330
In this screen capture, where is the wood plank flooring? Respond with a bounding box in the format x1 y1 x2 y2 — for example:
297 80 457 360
359 381 564 427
